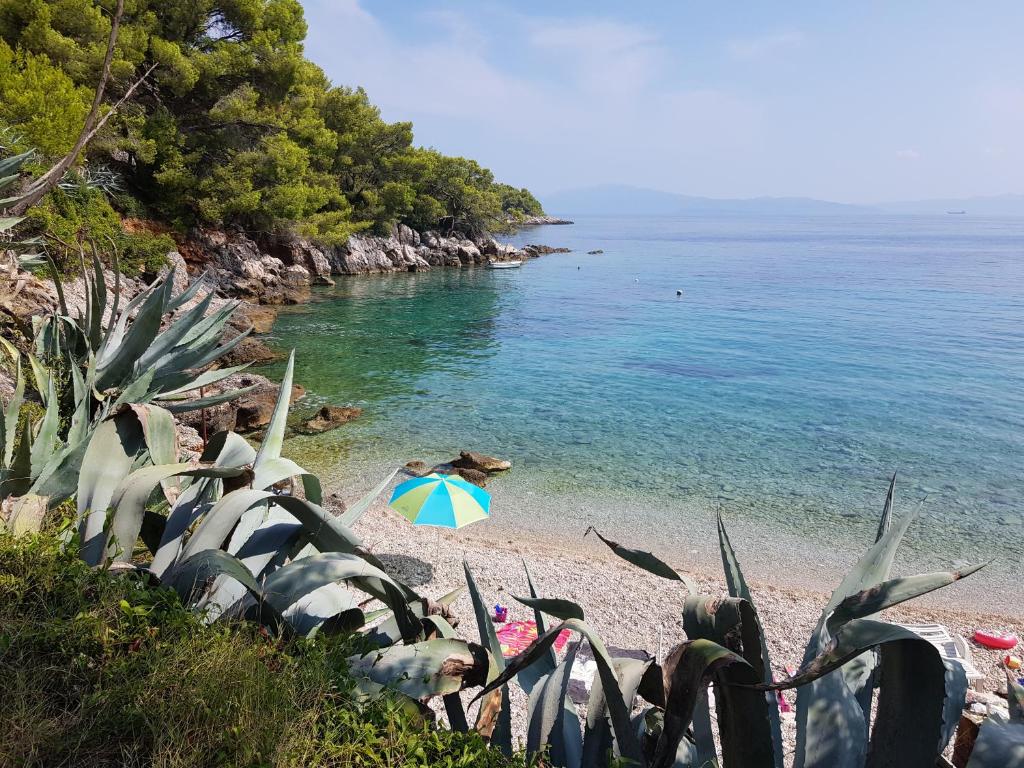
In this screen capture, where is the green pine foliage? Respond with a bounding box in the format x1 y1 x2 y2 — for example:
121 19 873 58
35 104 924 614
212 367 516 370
0 531 533 768
0 0 544 245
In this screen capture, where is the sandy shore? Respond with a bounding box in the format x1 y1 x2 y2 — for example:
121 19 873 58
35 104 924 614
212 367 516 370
350 494 1021 758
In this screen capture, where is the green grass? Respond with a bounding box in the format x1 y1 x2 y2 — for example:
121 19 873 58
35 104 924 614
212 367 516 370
0 532 530 767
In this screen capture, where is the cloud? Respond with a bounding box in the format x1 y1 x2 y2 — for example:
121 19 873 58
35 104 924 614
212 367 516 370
895 148 921 159
526 19 666 94
727 30 803 61
300 1 762 195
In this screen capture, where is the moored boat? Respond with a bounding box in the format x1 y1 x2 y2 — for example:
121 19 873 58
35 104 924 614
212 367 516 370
486 260 523 269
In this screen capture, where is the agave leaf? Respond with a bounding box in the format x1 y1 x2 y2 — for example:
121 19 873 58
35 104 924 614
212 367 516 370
268 495 365 559
250 456 315 497
473 617 644 765
464 559 513 753
27 355 50 402
151 432 256 576
253 350 294 470
76 411 146 565
515 559 558 696
178 488 274 562
167 548 263 607
875 472 896 543
526 642 583 768
683 593 779 767
282 581 361 637
363 586 464 649
0 149 35 177
28 377 60 478
4 493 47 534
717 512 785 768
771 619 967 766
511 595 584 622
1 419 33 498
338 467 399 527
166 270 210 312
583 653 655 765
156 363 251 398
95 276 174 390
827 563 986 633
650 639 756 768
794 498 922 768
135 291 215 373
3 357 25 465
202 430 258 466
966 713 1024 768
261 552 408 616
159 385 259 413
585 526 697 594
108 463 245 562
348 638 487 700
123 404 179 466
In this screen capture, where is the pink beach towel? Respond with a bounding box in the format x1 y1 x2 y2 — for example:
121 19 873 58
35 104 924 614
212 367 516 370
496 620 570 658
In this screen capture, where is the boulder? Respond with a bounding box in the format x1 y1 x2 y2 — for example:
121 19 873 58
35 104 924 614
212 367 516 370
176 372 303 434
282 263 311 286
587 249 604 255
219 335 279 366
404 460 429 477
236 304 278 334
446 466 489 488
234 383 305 432
297 405 362 435
451 451 512 473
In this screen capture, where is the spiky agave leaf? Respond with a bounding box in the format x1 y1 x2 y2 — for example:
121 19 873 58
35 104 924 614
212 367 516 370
526 641 583 768
585 526 697 594
682 593 779 767
472 617 645 765
716 511 785 768
464 559 513 753
768 619 968 766
794 489 923 768
650 639 758 768
348 638 489 700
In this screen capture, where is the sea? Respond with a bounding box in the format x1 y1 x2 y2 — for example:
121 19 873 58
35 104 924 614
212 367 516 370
262 214 1024 613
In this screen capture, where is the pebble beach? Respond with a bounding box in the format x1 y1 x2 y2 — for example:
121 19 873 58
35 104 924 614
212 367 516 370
351 493 1024 758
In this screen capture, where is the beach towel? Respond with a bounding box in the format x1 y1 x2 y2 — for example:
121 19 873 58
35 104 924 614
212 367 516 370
496 620 570 658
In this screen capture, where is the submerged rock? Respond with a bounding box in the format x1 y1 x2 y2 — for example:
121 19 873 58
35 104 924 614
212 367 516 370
442 466 489 488
297 405 362 434
452 451 512 473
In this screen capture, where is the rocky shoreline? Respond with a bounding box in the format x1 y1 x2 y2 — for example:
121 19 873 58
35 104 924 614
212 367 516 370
183 224 570 307
0 221 571 440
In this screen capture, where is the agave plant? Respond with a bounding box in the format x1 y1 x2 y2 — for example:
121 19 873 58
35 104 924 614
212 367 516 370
463 478 986 768
0 146 44 266
0 261 253 510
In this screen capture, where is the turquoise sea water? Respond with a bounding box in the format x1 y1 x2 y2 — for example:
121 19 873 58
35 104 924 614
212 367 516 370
263 215 1023 607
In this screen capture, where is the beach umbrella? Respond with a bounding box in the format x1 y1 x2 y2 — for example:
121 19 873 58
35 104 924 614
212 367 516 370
389 472 491 529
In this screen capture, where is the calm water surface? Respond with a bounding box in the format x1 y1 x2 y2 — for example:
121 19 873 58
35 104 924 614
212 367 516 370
264 215 1023 608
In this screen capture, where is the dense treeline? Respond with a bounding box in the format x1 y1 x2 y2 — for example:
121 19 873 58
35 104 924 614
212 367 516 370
0 0 543 253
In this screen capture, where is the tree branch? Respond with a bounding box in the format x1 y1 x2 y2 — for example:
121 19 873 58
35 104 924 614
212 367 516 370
9 0 145 216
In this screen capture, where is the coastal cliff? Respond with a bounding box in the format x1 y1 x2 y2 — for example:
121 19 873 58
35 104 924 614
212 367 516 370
182 224 568 305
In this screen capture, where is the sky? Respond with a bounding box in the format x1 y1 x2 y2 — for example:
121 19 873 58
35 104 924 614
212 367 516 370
300 1 1024 204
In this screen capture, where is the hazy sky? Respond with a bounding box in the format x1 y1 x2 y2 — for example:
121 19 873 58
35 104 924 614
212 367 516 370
301 1 1023 203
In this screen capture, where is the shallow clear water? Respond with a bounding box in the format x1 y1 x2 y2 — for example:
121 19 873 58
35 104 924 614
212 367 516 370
263 215 1024 607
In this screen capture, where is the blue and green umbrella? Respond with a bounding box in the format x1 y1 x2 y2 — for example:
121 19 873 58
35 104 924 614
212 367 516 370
388 472 491 529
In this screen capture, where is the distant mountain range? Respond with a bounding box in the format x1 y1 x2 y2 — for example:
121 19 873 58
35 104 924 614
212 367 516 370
539 184 1024 217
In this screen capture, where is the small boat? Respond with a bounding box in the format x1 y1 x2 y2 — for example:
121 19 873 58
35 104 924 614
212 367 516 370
486 260 523 269
947 210 967 215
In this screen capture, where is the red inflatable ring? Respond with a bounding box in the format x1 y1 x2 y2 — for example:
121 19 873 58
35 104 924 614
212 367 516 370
973 630 1019 650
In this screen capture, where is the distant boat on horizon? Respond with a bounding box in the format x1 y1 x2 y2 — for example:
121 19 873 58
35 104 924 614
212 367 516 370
947 210 967 215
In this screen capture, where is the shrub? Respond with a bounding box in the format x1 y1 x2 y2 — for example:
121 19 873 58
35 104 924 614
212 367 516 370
0 532 531 768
